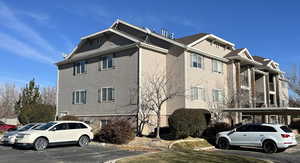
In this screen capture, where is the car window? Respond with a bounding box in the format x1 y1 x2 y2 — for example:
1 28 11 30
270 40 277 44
236 125 249 132
35 122 57 130
18 124 35 131
257 126 277 132
79 123 88 129
280 126 292 133
68 123 88 129
54 123 69 130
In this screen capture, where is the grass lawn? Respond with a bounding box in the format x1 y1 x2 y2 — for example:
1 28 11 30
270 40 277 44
117 150 268 163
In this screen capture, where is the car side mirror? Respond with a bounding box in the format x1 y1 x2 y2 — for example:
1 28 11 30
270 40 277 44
50 127 56 131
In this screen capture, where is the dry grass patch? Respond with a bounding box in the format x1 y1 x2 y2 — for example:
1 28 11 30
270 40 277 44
171 139 212 151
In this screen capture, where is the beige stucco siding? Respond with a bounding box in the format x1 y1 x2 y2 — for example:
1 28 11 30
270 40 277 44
139 47 168 126
191 40 232 58
184 51 228 110
165 52 186 115
57 48 139 116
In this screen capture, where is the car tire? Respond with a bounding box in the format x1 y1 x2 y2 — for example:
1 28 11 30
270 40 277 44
78 135 90 147
263 140 277 153
217 138 230 150
33 137 48 151
277 148 287 153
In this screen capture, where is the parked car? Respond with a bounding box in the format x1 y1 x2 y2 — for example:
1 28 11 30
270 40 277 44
0 122 17 132
1 123 44 145
15 121 94 151
216 123 297 153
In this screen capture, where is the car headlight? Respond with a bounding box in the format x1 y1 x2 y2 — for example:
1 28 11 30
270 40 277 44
16 134 30 139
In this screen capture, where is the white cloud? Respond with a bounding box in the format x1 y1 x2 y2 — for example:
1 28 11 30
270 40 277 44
0 2 60 59
0 32 55 64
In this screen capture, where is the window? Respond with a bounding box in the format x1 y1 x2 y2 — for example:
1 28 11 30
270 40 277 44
257 126 277 132
99 87 115 102
280 126 292 133
100 120 111 128
191 53 203 69
53 123 68 131
68 123 88 129
212 59 223 73
73 61 87 75
100 55 114 70
72 90 87 104
191 87 205 101
236 125 249 132
212 89 224 103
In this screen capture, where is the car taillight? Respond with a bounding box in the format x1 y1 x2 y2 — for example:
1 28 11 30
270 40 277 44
281 134 290 138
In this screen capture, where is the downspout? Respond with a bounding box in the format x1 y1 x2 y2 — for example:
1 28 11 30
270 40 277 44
55 68 59 120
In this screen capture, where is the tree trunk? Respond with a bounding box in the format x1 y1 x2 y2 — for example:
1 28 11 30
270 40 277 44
156 112 160 139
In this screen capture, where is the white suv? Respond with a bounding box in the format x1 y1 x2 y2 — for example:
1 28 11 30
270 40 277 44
216 123 297 153
15 121 94 151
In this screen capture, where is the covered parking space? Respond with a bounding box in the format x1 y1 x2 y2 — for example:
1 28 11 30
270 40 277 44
223 107 300 125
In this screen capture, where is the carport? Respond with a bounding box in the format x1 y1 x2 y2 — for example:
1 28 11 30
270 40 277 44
223 107 300 125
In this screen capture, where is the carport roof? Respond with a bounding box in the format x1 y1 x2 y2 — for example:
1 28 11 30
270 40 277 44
223 107 300 115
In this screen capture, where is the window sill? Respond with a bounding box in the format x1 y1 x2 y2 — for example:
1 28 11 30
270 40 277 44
98 100 116 104
99 67 116 71
73 103 86 105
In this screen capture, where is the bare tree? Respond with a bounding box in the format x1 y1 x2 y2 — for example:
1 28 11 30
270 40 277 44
139 71 183 138
41 86 56 106
287 65 300 96
0 83 19 118
208 91 250 124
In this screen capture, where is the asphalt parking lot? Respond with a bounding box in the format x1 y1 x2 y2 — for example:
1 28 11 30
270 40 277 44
0 144 144 163
220 145 300 163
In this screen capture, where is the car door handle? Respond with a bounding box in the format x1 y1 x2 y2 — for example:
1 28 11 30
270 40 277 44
243 134 247 136
260 135 264 137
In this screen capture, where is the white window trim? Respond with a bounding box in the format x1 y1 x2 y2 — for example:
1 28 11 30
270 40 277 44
74 60 87 75
212 59 223 74
190 53 204 69
73 89 87 104
191 86 206 101
212 89 224 103
99 87 115 103
99 54 115 71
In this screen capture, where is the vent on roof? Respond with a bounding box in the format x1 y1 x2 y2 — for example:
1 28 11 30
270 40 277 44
161 28 175 39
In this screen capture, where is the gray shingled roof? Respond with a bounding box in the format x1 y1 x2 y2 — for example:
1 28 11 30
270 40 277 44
253 56 271 65
224 48 245 58
175 33 209 45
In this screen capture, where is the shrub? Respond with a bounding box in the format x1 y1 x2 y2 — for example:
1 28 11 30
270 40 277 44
203 122 232 138
18 104 56 125
289 118 300 131
59 115 80 121
96 119 135 144
168 109 209 139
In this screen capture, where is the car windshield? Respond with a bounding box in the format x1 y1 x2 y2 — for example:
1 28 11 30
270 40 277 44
34 122 57 130
280 126 292 133
18 124 35 131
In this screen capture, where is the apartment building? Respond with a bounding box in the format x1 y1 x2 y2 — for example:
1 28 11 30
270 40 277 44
56 20 290 131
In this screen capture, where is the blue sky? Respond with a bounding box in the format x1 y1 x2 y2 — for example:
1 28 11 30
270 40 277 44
0 0 299 87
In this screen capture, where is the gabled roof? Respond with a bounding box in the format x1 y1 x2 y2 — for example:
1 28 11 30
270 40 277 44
175 33 209 45
225 48 253 60
176 33 235 48
253 56 272 65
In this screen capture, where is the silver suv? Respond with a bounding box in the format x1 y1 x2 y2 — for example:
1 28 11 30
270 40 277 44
216 123 297 153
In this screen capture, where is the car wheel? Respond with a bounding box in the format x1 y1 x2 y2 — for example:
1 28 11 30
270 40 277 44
34 137 48 151
218 138 230 149
277 148 287 153
263 140 277 153
78 135 90 147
